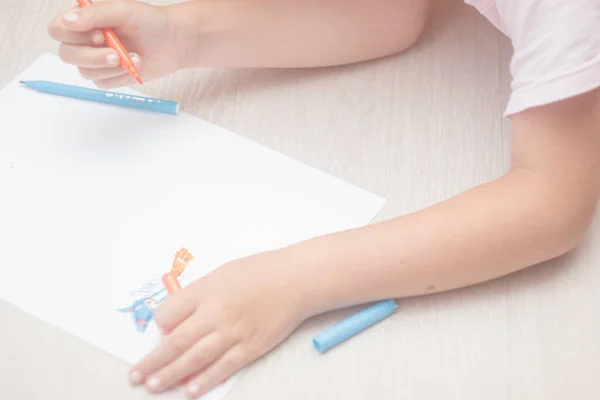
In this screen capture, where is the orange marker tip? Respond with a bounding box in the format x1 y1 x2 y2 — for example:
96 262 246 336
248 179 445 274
127 66 143 84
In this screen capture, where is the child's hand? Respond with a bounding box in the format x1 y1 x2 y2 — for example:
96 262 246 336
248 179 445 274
129 250 308 398
48 0 182 88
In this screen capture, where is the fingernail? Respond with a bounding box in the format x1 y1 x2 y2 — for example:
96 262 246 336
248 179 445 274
106 53 119 66
187 384 200 396
131 54 141 68
130 370 143 385
63 12 79 22
147 376 161 391
92 32 104 45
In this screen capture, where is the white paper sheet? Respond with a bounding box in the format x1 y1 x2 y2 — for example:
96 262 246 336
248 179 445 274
0 53 386 398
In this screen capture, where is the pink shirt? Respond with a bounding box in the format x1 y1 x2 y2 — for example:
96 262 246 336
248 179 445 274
465 0 600 116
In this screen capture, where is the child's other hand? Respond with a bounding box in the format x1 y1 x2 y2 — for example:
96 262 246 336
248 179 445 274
48 0 182 88
129 250 307 398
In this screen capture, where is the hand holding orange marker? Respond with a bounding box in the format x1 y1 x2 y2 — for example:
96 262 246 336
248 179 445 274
76 0 143 84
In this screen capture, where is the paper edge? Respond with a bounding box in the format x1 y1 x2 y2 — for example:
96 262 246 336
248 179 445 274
5 52 388 209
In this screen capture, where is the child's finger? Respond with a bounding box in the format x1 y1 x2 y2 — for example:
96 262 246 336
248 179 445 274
185 345 246 398
61 1 133 33
58 44 119 68
48 7 103 45
79 53 140 80
152 291 197 334
129 315 212 385
49 24 105 46
79 66 125 81
145 332 235 393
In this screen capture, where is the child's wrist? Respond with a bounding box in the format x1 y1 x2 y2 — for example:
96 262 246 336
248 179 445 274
164 1 242 70
274 238 348 318
163 2 208 69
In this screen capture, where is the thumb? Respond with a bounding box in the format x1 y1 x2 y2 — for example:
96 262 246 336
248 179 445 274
62 1 133 32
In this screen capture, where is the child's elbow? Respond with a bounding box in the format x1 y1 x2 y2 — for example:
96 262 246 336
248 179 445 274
542 195 597 258
366 0 430 58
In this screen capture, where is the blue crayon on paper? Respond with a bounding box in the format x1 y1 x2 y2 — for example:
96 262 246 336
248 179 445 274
19 80 179 115
313 299 398 353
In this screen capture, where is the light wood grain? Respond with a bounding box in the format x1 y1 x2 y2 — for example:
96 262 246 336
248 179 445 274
1 0 599 399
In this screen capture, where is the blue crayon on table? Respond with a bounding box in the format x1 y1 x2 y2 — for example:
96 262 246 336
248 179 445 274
313 299 398 353
19 80 179 115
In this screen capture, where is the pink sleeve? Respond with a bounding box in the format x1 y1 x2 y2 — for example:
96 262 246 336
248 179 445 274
493 0 600 116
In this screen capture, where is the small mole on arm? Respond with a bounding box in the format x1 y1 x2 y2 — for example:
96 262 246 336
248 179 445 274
426 285 436 291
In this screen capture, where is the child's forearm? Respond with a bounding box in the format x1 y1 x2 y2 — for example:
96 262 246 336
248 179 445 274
166 0 428 68
289 169 596 315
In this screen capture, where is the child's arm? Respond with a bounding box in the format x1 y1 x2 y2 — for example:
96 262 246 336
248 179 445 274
49 0 428 87
293 89 600 314
130 89 600 397
167 0 429 68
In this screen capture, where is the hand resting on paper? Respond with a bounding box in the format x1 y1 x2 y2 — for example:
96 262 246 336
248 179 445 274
131 89 600 398
129 249 308 398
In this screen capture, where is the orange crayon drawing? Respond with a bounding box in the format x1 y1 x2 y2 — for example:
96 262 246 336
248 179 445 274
118 248 195 332
162 248 194 294
171 248 194 276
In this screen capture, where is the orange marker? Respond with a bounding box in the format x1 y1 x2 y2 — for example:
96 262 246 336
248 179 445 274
76 0 143 84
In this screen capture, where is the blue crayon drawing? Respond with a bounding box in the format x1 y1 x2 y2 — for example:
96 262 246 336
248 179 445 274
117 286 169 333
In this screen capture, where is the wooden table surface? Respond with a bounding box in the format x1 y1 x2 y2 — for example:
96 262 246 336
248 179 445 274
2 1 599 399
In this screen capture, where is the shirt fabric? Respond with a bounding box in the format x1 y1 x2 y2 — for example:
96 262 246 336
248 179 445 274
464 0 600 116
